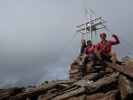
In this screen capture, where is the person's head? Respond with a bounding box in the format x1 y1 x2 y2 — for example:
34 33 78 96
81 39 86 43
100 32 107 41
87 40 92 46
81 39 86 46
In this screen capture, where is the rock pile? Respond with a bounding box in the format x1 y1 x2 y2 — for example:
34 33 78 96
0 56 133 100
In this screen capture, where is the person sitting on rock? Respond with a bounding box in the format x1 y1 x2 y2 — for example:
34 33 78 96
96 32 120 64
84 40 98 65
80 39 87 55
85 40 95 55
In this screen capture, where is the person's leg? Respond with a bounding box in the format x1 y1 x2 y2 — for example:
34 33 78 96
79 64 84 79
94 49 102 60
79 54 89 78
88 53 97 64
86 62 93 73
110 51 117 64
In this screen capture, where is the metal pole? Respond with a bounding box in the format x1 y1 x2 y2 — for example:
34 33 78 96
89 14 92 41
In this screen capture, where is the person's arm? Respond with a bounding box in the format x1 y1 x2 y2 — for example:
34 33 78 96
84 47 87 54
110 34 120 45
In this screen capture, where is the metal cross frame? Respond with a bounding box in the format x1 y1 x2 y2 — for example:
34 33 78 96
76 16 106 41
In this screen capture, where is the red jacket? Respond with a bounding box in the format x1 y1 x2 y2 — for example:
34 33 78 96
85 45 95 55
97 35 120 55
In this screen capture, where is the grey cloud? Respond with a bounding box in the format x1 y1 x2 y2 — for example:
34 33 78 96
0 0 133 87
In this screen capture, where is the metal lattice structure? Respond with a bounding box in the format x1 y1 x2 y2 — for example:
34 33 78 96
76 12 106 41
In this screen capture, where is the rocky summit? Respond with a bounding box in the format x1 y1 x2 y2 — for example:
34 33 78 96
0 55 133 100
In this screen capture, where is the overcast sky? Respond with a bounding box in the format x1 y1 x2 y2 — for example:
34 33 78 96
0 0 133 87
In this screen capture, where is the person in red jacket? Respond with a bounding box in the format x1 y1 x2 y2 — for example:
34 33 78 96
85 40 95 55
80 40 96 78
96 32 120 63
84 40 98 65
